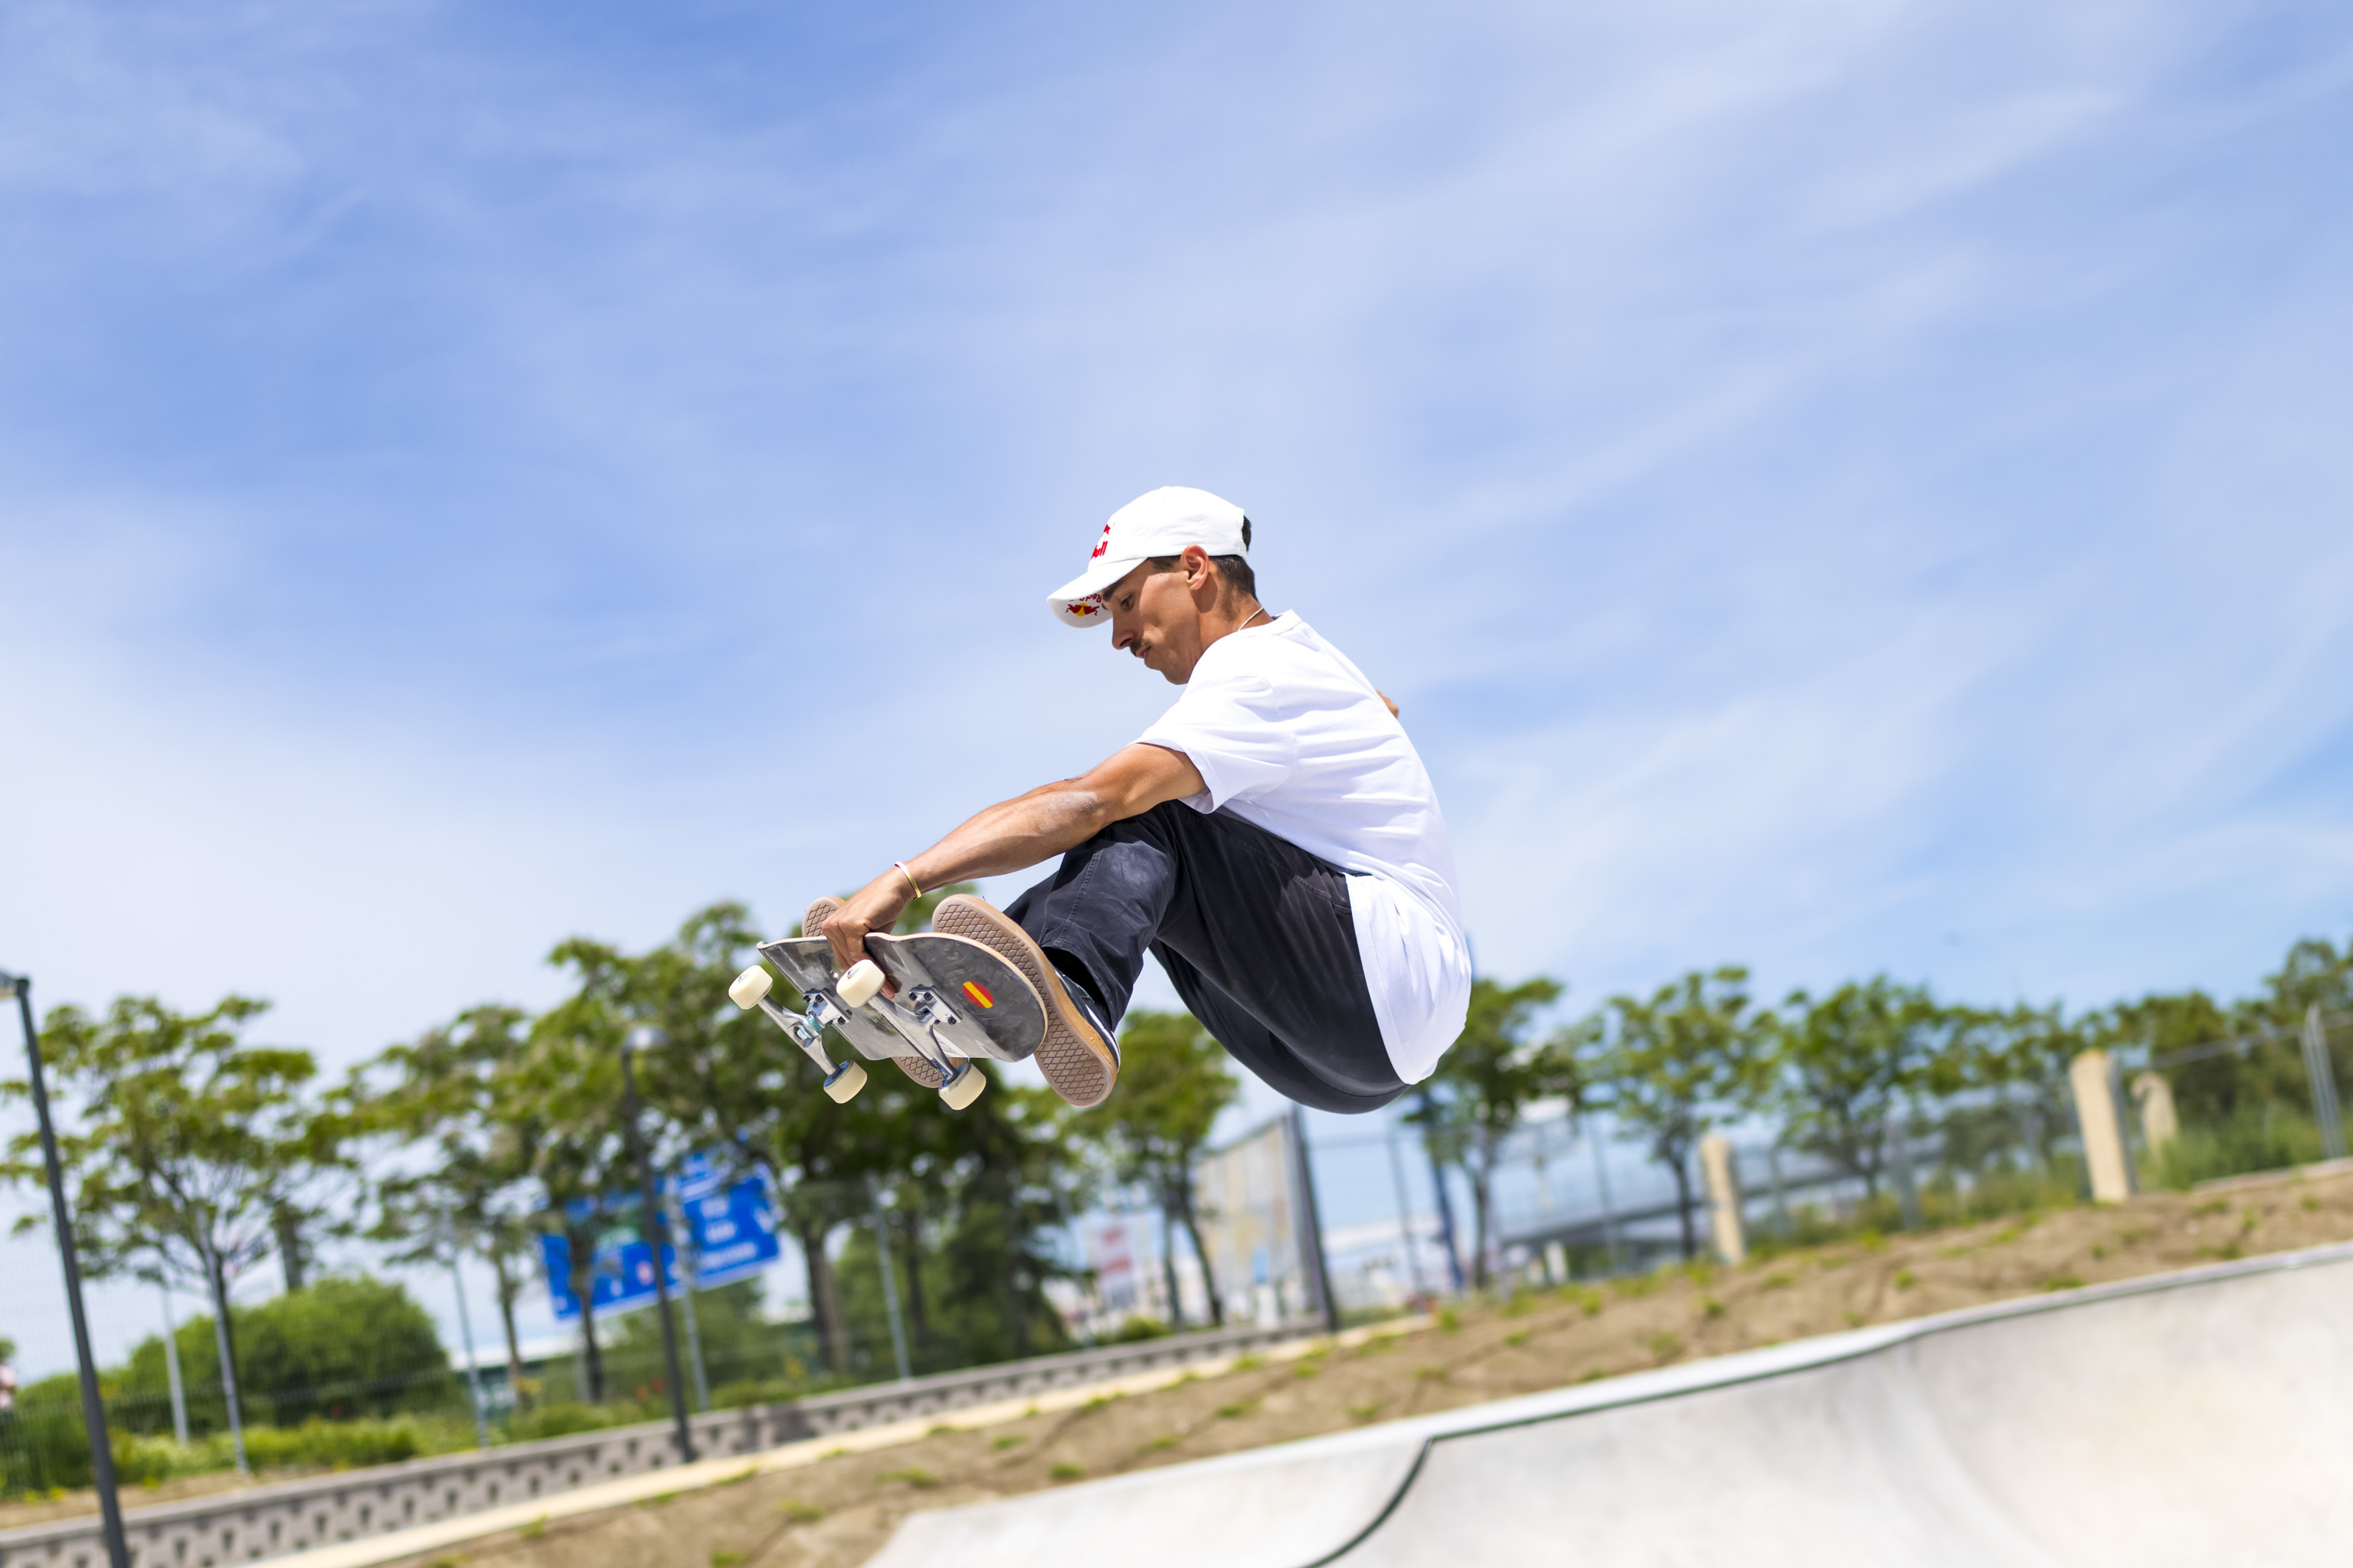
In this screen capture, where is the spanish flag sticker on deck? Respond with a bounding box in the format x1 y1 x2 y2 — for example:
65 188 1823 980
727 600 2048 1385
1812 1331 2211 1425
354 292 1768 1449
963 980 996 1009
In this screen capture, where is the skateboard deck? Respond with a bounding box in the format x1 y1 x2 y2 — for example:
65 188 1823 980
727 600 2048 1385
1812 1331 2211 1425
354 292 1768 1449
758 931 1046 1066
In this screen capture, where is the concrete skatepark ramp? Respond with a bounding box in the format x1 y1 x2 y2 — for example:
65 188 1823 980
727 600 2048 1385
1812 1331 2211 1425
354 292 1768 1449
871 1242 2353 1567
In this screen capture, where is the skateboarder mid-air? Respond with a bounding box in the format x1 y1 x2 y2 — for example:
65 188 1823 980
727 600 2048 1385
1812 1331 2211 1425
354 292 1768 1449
816 486 1471 1113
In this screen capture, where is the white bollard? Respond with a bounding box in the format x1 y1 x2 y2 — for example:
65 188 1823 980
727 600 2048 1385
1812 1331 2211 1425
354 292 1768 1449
1699 1134 1746 1265
2070 1049 2133 1203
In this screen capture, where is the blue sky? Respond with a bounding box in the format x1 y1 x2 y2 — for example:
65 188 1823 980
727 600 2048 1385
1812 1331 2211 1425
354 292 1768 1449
5 0 2353 1371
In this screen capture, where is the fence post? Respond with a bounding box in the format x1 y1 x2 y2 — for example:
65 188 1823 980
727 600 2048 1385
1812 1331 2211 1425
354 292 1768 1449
2068 1049 2133 1203
2299 1005 2347 1162
1698 1134 1746 1265
2132 1072 2178 1156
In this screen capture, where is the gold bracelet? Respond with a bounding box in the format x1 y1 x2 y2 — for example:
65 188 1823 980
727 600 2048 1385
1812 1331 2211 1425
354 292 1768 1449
894 862 925 901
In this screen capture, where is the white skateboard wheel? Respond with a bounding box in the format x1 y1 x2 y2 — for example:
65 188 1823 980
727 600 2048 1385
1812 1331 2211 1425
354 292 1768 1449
824 1061 868 1104
837 959 885 1007
939 1065 987 1110
728 966 773 1010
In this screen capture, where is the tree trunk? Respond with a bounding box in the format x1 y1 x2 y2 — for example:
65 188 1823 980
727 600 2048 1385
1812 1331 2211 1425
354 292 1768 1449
1468 1155 1495 1289
1667 1145 1697 1260
205 1250 250 1471
797 1219 849 1373
492 1250 529 1410
1159 1207 1186 1330
894 1210 931 1356
272 1206 308 1292
1173 1187 1222 1327
568 1232 604 1403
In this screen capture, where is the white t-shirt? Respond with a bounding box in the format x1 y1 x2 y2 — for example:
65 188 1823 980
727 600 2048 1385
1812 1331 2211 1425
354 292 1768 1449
1136 612 1472 1083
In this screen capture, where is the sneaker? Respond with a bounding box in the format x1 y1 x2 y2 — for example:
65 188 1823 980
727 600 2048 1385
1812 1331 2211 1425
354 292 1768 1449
802 896 944 1088
930 894 1119 1108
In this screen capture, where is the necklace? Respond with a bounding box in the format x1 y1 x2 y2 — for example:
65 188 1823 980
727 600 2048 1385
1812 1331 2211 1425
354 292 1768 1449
1237 607 1269 630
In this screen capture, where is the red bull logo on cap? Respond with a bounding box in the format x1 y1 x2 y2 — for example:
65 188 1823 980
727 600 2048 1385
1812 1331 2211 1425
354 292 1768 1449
1066 593 1105 619
1089 522 1112 560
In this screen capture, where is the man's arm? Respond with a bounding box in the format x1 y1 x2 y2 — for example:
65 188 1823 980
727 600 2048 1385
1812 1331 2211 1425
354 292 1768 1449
819 743 1207 974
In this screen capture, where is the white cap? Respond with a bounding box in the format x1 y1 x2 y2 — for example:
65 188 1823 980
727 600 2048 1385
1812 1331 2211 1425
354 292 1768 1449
1047 486 1248 628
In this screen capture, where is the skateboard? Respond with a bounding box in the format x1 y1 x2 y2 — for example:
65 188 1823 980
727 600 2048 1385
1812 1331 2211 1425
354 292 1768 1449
727 931 1045 1111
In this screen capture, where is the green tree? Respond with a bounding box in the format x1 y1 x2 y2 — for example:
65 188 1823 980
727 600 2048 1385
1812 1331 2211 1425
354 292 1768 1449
545 902 884 1380
1086 1011 1239 1325
126 1276 453 1428
1766 978 1970 1196
0 994 349 1468
1408 977 1579 1288
494 987 635 1403
1582 967 1764 1259
354 1004 543 1407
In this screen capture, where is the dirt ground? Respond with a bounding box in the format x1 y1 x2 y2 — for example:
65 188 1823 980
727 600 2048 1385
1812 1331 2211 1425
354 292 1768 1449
355 1164 2353 1568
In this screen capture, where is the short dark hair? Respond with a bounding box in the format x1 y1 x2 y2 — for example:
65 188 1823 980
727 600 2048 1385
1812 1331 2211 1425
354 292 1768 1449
1150 516 1256 600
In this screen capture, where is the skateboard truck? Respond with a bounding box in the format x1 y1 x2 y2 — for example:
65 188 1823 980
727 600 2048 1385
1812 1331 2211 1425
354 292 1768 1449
896 986 987 1110
727 960 885 1104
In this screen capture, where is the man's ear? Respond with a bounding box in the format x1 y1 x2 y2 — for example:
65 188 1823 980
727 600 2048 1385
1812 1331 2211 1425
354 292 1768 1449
1182 544 1215 594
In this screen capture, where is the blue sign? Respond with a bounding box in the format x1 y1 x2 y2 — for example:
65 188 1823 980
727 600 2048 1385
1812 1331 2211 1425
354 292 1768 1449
539 1156 784 1321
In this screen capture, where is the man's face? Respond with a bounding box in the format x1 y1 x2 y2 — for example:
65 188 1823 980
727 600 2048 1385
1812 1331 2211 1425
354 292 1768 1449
1105 554 1209 684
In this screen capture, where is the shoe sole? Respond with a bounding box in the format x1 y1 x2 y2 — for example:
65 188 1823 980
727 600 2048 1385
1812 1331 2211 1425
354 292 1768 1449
803 896 945 1089
931 895 1116 1108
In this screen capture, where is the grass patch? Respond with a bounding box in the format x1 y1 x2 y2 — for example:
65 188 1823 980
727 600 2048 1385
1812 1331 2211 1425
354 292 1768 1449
777 1503 823 1524
1646 1333 1682 1362
519 1517 547 1540
928 1423 961 1436
2302 1196 2321 1212
1436 1307 1463 1332
1347 1403 1383 1421
2042 1276 2084 1293
1842 1310 1864 1327
1049 1462 1085 1481
1893 1270 1916 1290
712 1553 745 1568
880 1468 938 1489
1578 1368 1608 1383
1615 1273 1661 1299
1144 1435 1178 1451
1414 1366 1448 1383
1761 1272 1793 1290
2090 1245 2108 1261
1293 1363 1320 1378
2192 1200 2230 1217
1504 1331 1529 1347
637 1492 675 1507
822 1446 852 1459
1700 1296 1725 1318
1230 1354 1264 1372
1216 1401 1255 1418
990 1434 1026 1451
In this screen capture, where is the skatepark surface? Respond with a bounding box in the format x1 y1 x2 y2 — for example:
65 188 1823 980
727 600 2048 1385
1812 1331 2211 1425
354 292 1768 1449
870 1241 2353 1568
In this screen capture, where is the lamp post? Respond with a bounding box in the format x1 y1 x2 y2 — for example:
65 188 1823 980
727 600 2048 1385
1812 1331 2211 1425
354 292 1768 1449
620 1027 696 1463
5 969 129 1568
